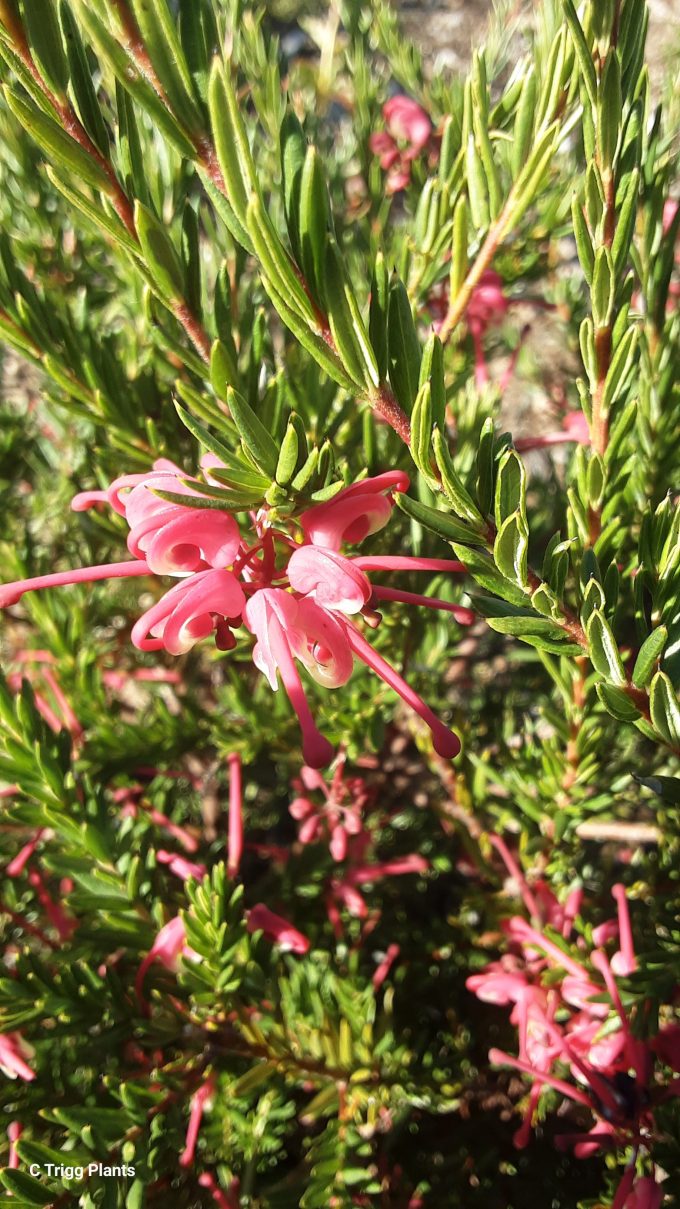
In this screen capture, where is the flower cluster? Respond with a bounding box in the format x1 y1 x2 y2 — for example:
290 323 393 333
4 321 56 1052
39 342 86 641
467 835 676 1206
0 461 467 767
369 96 434 193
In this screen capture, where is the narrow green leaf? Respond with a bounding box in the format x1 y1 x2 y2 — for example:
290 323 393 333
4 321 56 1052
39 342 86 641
0 1168 57 1204
134 200 184 301
280 109 306 263
210 337 239 399
299 145 330 298
130 0 202 127
23 0 68 96
450 194 468 298
597 49 621 171
369 251 389 382
562 0 597 106
432 429 485 527
597 682 641 721
227 386 279 477
388 278 421 413
587 610 626 684
3 86 110 190
495 450 526 527
632 627 667 689
494 511 529 586
649 671 680 746
207 60 257 223
276 417 300 486
512 67 537 175
451 543 530 608
395 493 484 546
247 195 318 329
572 194 594 283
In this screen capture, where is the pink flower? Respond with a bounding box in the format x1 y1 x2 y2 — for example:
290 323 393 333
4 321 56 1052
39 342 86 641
156 850 207 882
622 1176 663 1209
244 588 350 768
288 546 372 614
135 915 196 1011
369 97 432 194
227 752 243 879
179 1076 216 1168
515 411 591 452
299 472 409 551
0 1032 35 1081
7 1121 22 1168
73 461 240 576
131 569 245 654
247 903 310 954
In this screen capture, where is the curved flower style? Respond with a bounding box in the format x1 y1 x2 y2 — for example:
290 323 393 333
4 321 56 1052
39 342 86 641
246 903 310 954
299 471 409 550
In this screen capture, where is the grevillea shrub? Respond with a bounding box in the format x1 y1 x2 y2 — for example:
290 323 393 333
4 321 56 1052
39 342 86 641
0 0 678 1204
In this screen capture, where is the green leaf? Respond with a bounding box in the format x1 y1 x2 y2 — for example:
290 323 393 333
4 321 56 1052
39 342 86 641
280 109 306 263
227 386 279 478
369 251 389 382
592 247 615 329
59 1 109 154
632 773 680 804
276 416 300 486
649 671 680 746
0 1169 57 1204
207 60 257 225
324 238 379 390
3 86 110 190
512 67 536 176
586 610 626 685
410 382 435 483
632 626 667 688
174 400 237 467
612 167 640 273
476 417 495 517
449 194 468 297
451 544 530 608
419 333 445 428
597 49 621 171
130 0 202 129
45 165 138 254
260 270 356 391
493 512 528 586
210 337 239 399
562 0 597 105
299 144 330 300
23 0 69 97
571 193 594 284
597 682 641 721
246 195 318 329
432 429 485 527
395 493 483 546
495 450 526 527
387 277 421 413
134 200 184 302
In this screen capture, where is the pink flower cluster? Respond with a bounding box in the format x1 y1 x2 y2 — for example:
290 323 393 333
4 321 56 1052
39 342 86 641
467 835 675 1206
0 461 467 767
369 96 433 194
289 756 372 861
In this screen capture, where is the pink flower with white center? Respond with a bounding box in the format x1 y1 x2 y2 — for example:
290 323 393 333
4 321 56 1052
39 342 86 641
0 1032 35 1081
247 903 310 954
299 471 409 551
369 97 432 194
73 461 240 577
131 568 245 655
